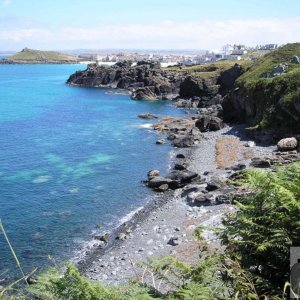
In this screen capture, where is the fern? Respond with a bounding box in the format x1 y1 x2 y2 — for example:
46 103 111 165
220 162 300 295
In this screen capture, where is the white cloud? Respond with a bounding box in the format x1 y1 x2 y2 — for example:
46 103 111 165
1 18 300 49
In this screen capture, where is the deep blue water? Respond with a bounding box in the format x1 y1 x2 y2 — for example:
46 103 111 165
0 64 183 280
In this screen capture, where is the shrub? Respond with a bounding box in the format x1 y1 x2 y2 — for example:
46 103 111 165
220 162 300 294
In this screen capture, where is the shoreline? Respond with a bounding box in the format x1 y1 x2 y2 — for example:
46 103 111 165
76 122 276 285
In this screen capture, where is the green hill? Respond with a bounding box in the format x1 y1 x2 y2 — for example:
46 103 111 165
223 43 300 132
7 48 78 63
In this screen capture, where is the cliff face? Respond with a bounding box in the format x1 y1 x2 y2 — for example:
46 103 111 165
174 63 246 109
67 59 247 103
67 60 182 100
222 43 300 133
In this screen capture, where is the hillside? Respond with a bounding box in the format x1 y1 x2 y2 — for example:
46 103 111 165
223 43 300 133
5 48 78 63
167 60 251 79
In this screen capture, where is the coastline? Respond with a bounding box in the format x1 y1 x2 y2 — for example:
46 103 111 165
76 123 276 286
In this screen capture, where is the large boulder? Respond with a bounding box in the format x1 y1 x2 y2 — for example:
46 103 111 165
277 137 298 152
166 170 199 189
195 116 224 132
172 135 195 148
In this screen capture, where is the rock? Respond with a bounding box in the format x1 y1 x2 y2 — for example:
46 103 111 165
94 233 109 243
168 236 181 246
270 64 288 77
172 135 195 148
190 126 202 139
166 170 199 189
147 170 160 179
215 186 236 204
147 176 173 188
277 137 298 152
157 184 169 192
195 116 224 132
291 55 300 64
26 276 37 285
230 163 246 171
138 113 158 119
206 177 224 191
250 158 271 168
192 194 213 206
67 60 180 100
176 153 186 159
216 194 232 204
245 141 255 147
174 163 187 170
116 233 127 240
156 139 165 145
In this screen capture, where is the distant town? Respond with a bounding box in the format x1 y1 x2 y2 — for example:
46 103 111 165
0 43 280 66
78 43 279 66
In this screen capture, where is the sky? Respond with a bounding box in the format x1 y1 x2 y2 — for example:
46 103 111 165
0 0 300 51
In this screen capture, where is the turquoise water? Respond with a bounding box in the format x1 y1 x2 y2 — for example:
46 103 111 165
0 64 183 280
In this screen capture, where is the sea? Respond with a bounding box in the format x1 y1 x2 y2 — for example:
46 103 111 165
0 64 184 281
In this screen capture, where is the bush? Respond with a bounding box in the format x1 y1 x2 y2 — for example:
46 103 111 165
220 162 300 294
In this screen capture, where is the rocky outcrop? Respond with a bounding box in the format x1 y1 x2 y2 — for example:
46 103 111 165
195 116 224 132
176 63 245 109
222 44 300 133
152 117 203 148
147 170 199 191
67 60 182 100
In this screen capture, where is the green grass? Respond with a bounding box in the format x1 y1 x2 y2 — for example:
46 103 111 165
226 43 300 130
167 60 251 79
8 48 78 62
237 43 300 86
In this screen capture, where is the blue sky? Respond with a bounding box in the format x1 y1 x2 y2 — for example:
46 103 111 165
0 0 300 51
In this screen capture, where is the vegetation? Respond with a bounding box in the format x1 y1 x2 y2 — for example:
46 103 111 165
3 162 300 299
227 43 300 130
167 60 251 79
7 48 78 62
221 162 300 295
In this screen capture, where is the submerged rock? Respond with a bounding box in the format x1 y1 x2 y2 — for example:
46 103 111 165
156 139 165 145
138 113 158 119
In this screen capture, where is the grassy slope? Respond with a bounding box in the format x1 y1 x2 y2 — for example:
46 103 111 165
8 48 78 62
237 43 300 85
229 43 300 130
166 60 251 79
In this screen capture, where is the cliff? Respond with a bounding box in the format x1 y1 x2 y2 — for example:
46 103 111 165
222 43 300 133
67 60 182 100
168 61 249 108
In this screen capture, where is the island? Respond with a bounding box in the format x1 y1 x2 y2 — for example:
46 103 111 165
0 47 79 64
